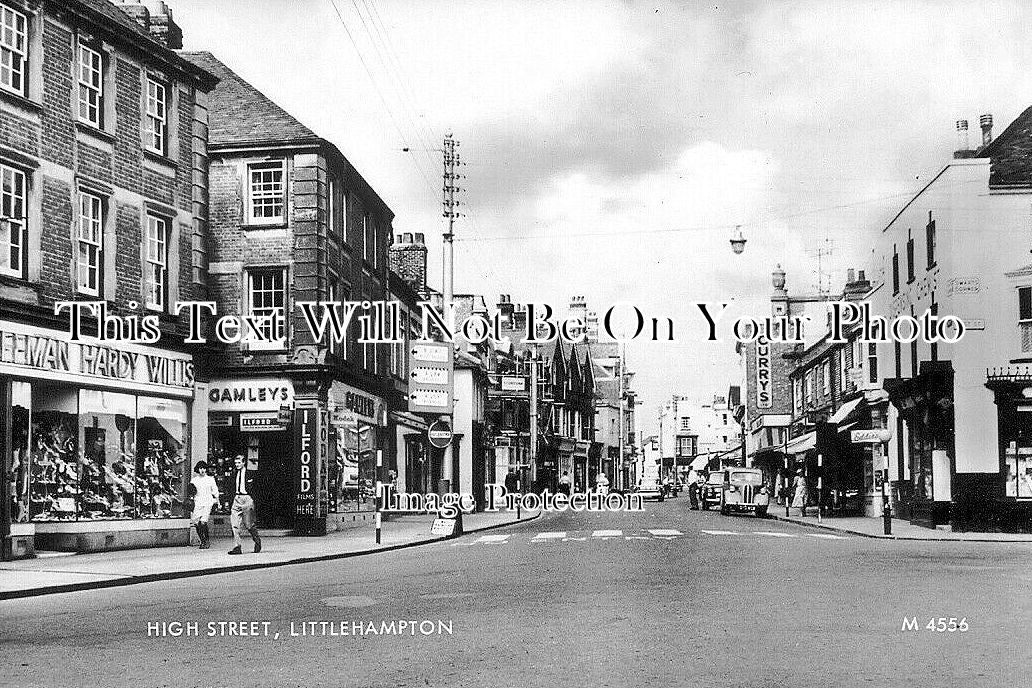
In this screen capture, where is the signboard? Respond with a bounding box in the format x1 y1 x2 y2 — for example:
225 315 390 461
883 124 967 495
294 402 321 517
755 336 772 409
409 342 453 415
240 412 282 432
851 429 888 444
947 277 981 296
330 381 382 425
501 376 526 392
430 518 458 536
0 321 194 394
209 378 294 411
962 319 985 331
428 419 453 449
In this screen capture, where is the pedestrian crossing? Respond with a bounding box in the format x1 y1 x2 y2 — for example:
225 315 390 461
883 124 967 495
449 528 849 547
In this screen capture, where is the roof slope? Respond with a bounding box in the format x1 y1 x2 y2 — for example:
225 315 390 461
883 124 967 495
980 105 1032 188
83 0 152 39
179 51 320 147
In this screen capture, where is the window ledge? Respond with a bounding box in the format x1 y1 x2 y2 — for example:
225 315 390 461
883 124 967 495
143 149 178 175
0 88 43 116
75 120 115 143
242 222 288 231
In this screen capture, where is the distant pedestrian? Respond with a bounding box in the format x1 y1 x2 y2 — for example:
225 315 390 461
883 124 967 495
595 471 610 495
792 469 808 517
188 461 219 549
687 467 700 509
558 471 572 496
504 469 520 495
228 455 261 555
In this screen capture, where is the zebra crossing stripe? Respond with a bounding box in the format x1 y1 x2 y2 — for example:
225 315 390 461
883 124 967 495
701 530 739 536
753 531 798 538
807 533 847 539
592 530 622 537
531 532 567 540
647 529 683 536
475 534 510 543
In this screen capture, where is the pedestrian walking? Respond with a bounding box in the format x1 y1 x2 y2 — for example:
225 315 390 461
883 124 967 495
595 470 610 495
504 468 520 495
792 469 808 517
228 455 261 555
687 467 700 509
188 461 219 549
558 471 572 496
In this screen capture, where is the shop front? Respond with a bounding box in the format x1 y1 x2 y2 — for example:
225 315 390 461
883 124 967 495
885 361 955 528
984 368 1032 532
327 381 387 519
1 321 199 557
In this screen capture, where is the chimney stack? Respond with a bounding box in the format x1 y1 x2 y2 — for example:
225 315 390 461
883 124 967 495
388 232 427 296
115 1 183 49
954 119 976 159
980 113 993 148
843 267 871 301
497 294 514 327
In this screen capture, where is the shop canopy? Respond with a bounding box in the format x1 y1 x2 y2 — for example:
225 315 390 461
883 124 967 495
690 455 709 470
828 397 864 425
785 431 816 454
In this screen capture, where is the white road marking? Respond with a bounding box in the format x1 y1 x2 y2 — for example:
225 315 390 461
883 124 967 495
701 530 739 535
563 537 588 541
647 529 683 536
592 530 622 537
807 533 848 540
625 536 650 540
475 534 510 543
753 531 798 538
531 532 567 540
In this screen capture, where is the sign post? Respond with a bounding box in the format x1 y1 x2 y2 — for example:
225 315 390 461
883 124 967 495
409 342 454 415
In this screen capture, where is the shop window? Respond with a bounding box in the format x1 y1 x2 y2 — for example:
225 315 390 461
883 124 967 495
145 214 168 310
77 41 103 128
246 267 287 349
9 381 31 523
0 3 27 97
77 191 103 296
135 397 188 518
1005 415 1032 499
1019 286 1032 353
144 77 168 156
247 161 285 224
77 390 137 519
28 383 78 521
1 162 27 278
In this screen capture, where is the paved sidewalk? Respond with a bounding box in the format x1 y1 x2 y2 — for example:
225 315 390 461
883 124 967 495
0 509 539 600
765 506 1032 542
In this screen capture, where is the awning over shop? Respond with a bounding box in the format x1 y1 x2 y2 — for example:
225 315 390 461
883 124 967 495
690 455 709 470
828 397 864 425
785 431 816 454
836 422 857 435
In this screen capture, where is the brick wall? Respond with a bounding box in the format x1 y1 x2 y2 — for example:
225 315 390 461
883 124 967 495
0 6 211 345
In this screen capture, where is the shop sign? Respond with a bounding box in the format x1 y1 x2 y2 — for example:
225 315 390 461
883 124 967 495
240 412 282 432
851 428 891 444
294 402 322 517
330 381 382 425
208 379 294 411
0 322 194 390
962 319 985 331
755 336 772 409
430 518 458 536
427 420 453 449
209 413 233 427
947 277 981 296
501 376 526 392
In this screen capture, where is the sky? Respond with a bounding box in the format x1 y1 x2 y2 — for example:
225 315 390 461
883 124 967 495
170 0 1032 434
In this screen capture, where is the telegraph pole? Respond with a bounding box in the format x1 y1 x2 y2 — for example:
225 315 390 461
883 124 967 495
529 348 538 509
617 341 625 492
441 134 462 493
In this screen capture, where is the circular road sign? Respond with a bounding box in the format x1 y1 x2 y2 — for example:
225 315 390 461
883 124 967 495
428 420 453 449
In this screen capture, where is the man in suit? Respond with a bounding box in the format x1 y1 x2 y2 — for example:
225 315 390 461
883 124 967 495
228 455 261 555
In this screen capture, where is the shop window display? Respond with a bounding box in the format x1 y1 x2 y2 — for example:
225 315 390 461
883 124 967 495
9 381 31 522
332 418 375 512
16 382 190 521
30 384 80 520
1005 417 1032 499
136 397 188 518
78 390 137 519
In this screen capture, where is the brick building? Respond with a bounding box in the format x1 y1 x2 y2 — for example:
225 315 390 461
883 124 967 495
180 51 398 535
0 0 216 558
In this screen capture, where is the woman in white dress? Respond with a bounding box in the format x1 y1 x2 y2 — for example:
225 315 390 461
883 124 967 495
791 469 808 515
188 461 220 549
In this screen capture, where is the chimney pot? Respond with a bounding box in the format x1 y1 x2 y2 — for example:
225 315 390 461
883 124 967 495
980 113 993 147
847 268 855 283
414 232 424 244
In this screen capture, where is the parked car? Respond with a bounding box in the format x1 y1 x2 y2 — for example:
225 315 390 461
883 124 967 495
701 472 724 510
633 480 664 500
719 467 770 517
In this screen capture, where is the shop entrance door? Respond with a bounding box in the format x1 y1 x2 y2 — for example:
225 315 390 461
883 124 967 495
255 432 294 529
